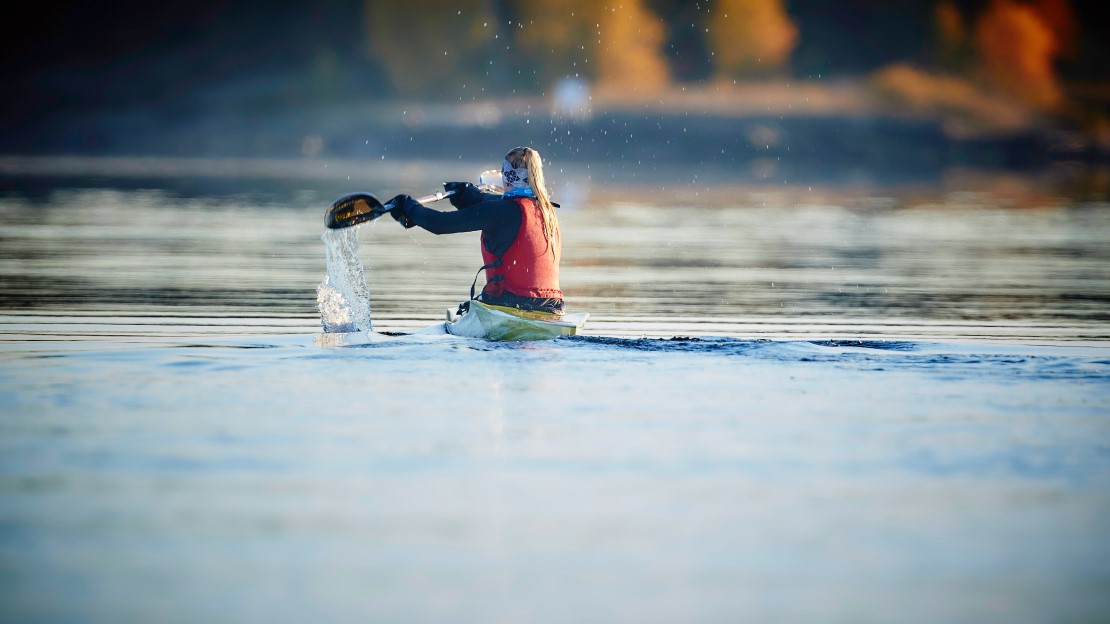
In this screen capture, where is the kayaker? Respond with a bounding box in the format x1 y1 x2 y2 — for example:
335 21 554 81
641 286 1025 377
387 146 564 314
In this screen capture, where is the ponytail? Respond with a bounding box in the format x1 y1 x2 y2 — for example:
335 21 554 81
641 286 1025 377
507 146 559 253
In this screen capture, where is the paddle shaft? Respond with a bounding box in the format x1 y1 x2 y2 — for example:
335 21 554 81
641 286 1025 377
385 189 455 212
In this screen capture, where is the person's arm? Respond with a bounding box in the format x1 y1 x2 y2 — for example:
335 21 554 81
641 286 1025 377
391 195 519 235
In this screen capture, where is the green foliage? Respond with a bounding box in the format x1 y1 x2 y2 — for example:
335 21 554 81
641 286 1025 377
365 0 496 97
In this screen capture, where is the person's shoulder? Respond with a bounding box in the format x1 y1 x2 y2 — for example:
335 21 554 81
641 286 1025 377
477 191 517 204
472 196 522 227
476 195 520 210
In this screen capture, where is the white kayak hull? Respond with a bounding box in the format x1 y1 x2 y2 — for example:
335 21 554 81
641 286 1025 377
445 300 588 341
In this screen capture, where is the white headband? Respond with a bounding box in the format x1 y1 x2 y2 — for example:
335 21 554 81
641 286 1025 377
501 159 529 189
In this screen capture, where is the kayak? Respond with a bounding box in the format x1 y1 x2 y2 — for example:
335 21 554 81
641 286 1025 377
445 300 589 341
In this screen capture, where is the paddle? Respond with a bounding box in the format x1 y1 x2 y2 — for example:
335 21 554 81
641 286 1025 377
324 189 455 229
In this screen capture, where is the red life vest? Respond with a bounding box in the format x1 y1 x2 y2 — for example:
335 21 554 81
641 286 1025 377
480 197 562 299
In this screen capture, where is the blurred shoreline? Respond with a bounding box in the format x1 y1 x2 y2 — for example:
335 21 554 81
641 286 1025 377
2 155 1105 210
5 80 1107 189
4 77 1109 208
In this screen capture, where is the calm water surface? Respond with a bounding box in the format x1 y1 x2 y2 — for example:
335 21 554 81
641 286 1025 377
1 160 1109 623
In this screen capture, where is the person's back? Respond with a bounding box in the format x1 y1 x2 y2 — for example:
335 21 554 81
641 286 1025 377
481 194 562 305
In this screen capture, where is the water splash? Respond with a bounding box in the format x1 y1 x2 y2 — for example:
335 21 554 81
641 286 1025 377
317 227 372 333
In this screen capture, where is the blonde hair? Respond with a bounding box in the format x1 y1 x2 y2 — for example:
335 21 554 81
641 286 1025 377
505 146 559 253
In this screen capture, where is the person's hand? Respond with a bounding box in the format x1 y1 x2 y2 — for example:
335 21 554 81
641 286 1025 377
444 181 481 209
389 194 418 228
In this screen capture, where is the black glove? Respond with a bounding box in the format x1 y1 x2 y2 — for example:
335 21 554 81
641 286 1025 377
388 194 419 228
444 181 481 209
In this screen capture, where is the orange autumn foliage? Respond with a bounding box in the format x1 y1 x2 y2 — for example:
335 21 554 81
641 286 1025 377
974 0 1066 110
595 0 670 93
708 0 798 78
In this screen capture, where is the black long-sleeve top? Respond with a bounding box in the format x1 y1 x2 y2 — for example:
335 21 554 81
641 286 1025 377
404 191 522 257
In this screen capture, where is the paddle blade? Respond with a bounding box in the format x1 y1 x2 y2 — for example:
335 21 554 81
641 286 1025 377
324 193 388 229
